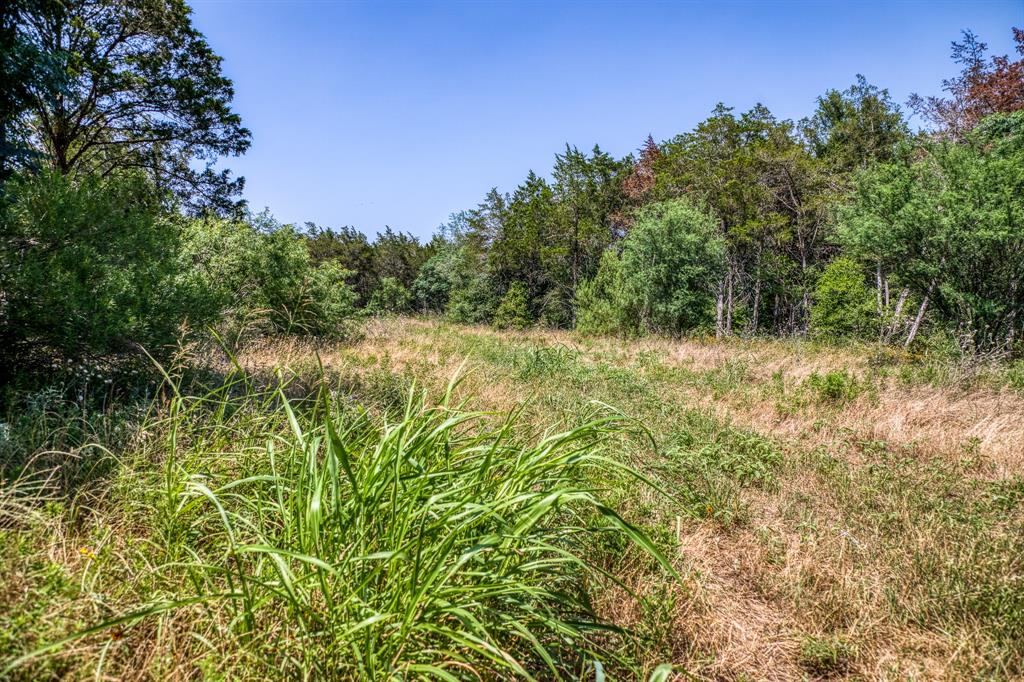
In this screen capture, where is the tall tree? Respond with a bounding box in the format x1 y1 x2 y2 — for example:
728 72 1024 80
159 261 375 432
802 75 909 172
14 0 250 212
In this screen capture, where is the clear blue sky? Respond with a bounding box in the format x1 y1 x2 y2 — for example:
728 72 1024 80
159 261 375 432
189 0 1022 240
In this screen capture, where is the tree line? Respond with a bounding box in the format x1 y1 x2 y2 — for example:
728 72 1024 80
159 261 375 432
1 0 1022 384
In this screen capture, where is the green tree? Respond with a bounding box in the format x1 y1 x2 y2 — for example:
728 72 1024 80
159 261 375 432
809 257 877 340
372 227 432 292
493 281 532 330
14 0 250 212
575 248 635 337
0 170 181 363
802 75 909 172
367 276 411 316
304 224 377 303
658 104 835 336
840 111 1024 352
618 199 726 335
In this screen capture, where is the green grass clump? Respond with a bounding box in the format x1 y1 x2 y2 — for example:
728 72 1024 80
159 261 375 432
799 634 856 676
2 371 676 680
806 370 863 406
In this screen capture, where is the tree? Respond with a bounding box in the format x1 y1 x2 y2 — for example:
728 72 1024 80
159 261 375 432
659 104 835 336
372 227 432 292
304 224 377 303
617 199 726 335
809 257 877 340
802 75 909 172
0 170 181 364
551 144 630 292
493 281 532 330
909 28 1024 140
840 111 1024 353
367 276 411 315
575 248 635 337
14 0 250 213
1 1 59 183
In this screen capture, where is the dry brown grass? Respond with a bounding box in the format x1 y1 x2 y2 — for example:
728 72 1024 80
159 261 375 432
221 318 1023 680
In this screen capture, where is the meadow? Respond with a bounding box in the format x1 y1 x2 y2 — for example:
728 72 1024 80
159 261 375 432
2 318 1022 680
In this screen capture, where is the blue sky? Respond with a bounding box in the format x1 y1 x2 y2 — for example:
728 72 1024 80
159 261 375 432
189 0 1022 240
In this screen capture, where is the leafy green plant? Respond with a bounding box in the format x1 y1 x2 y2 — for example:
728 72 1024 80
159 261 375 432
807 370 862 405
493 281 533 329
810 257 878 340
367 276 412 315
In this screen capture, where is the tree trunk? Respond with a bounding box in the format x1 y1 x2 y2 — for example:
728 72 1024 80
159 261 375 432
883 287 909 342
715 279 725 339
751 274 761 335
905 281 935 349
876 262 883 316
725 260 734 336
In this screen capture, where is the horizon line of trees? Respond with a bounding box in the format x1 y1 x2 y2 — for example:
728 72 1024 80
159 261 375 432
1 0 1022 382
308 27 1024 356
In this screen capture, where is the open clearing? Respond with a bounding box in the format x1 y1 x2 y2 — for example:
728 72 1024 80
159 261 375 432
234 318 1024 679
3 318 1023 680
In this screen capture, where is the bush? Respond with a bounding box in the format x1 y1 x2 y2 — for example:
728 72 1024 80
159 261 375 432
809 257 877 340
412 247 459 313
807 370 861 405
177 218 360 342
0 171 182 365
621 200 725 335
575 249 636 336
575 199 725 337
493 281 532 329
446 273 496 324
367 276 411 315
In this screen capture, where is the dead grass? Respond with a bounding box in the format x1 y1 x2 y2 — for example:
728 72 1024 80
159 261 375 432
218 318 1023 680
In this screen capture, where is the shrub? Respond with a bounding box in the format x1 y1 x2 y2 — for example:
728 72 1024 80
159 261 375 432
810 257 877 340
0 170 182 365
807 370 861 405
367 276 411 315
446 273 496 324
177 218 360 341
412 247 460 313
575 199 725 337
493 281 532 329
575 249 637 337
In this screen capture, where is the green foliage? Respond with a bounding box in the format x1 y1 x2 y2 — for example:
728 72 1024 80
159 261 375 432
840 111 1024 353
446 273 496 324
574 200 725 336
619 199 726 335
367 276 411 315
807 370 862 405
575 249 636 336
412 246 463 313
801 75 908 172
810 257 877 340
0 171 182 362
176 217 360 342
10 0 250 213
493 281 532 329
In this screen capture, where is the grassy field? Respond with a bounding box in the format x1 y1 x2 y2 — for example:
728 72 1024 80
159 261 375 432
3 317 1023 680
